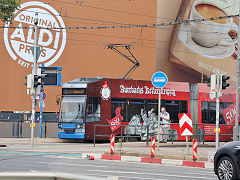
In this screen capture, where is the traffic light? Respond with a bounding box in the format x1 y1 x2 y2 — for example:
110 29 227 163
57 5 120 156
206 74 216 90
25 74 33 89
34 67 44 95
221 75 230 89
25 74 34 95
24 68 44 96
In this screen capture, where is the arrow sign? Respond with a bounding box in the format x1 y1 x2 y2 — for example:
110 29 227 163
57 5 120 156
179 113 193 136
30 46 43 61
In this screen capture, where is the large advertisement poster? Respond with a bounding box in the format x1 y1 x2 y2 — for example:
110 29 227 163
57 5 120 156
170 0 239 83
0 0 157 111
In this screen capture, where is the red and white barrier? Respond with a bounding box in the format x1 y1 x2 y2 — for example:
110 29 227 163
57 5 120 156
110 134 115 155
151 136 156 158
192 139 198 161
87 155 95 160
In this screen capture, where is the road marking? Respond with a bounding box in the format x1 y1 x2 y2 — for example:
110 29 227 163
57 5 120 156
87 169 216 179
101 159 214 175
0 151 82 157
38 161 109 168
86 173 168 180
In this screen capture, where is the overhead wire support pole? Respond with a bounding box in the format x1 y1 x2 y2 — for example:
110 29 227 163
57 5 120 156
216 72 220 150
31 12 38 147
235 8 240 141
107 44 140 79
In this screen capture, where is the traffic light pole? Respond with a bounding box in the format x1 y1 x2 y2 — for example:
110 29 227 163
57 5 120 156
30 13 38 147
216 72 220 150
39 87 43 138
235 5 240 141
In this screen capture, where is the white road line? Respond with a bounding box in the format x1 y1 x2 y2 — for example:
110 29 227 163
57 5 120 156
87 169 216 179
38 161 109 168
87 173 168 180
91 160 214 175
39 160 215 177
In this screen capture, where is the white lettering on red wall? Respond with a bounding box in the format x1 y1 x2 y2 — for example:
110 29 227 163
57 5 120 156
120 85 176 96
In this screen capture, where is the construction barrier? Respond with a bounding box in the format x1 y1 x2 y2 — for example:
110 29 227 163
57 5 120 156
151 136 156 158
192 139 198 161
87 155 94 160
110 134 115 155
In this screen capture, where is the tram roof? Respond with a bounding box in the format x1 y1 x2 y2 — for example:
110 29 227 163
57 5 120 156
62 77 105 88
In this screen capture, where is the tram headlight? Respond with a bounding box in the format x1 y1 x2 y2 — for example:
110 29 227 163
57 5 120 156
76 124 81 129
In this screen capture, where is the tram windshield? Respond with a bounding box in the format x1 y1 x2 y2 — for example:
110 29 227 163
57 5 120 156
59 96 86 123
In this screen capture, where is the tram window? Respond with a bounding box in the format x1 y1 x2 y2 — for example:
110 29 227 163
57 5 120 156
86 97 101 123
165 100 188 123
201 101 208 124
127 99 145 122
147 99 164 115
201 101 233 124
111 98 127 122
180 101 188 113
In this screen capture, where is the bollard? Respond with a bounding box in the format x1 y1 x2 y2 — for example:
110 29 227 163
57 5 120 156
151 136 156 158
110 134 115 155
192 139 198 161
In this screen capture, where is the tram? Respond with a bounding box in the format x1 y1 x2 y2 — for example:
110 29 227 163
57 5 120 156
58 77 236 141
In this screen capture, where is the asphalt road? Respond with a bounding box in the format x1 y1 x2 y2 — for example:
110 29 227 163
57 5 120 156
0 151 217 180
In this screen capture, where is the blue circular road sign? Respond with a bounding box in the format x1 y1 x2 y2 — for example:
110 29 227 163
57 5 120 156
151 72 168 88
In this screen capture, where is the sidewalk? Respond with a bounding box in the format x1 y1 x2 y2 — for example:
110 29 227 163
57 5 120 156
0 138 221 168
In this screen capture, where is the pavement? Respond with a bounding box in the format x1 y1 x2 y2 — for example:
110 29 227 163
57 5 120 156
0 138 221 169
0 150 217 180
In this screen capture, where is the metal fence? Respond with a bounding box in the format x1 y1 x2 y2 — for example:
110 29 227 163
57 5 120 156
0 112 58 138
93 123 235 146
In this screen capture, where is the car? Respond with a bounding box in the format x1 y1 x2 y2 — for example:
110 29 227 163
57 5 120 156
214 141 240 180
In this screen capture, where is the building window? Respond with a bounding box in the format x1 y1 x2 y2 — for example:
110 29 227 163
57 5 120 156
86 97 101 123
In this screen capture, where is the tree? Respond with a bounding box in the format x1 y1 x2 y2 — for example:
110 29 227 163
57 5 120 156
0 0 20 23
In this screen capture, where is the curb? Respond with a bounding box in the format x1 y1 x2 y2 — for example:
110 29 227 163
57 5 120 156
102 154 121 161
121 156 141 162
141 157 162 164
162 159 183 166
183 161 205 168
86 153 214 169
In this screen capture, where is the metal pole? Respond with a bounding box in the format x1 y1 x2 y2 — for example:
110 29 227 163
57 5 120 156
30 13 38 147
235 4 240 141
39 87 43 138
216 72 220 151
146 125 149 146
121 126 123 146
157 88 162 149
45 121 47 138
186 135 189 155
94 125 96 147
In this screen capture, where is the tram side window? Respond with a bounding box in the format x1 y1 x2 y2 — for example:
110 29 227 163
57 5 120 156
127 99 145 122
86 97 101 123
111 98 127 122
147 99 164 115
201 101 233 124
165 100 188 123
